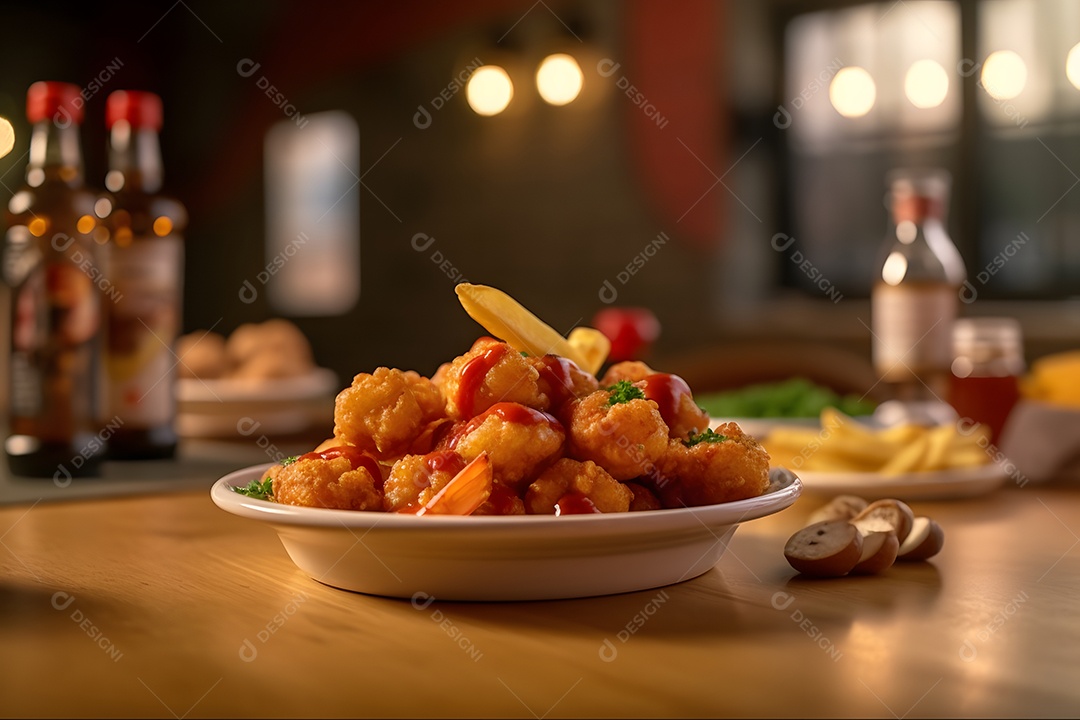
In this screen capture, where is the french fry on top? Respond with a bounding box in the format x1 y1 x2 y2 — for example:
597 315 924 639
763 408 991 475
455 283 609 374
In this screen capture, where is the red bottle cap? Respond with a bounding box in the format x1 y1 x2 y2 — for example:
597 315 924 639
106 90 163 130
26 81 84 125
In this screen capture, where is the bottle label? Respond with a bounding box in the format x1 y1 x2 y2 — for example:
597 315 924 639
871 282 957 383
6 228 104 442
106 235 183 427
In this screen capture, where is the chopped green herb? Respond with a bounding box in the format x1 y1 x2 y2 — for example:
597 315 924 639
280 455 299 467
233 476 274 501
685 429 728 447
520 350 530 357
607 380 645 405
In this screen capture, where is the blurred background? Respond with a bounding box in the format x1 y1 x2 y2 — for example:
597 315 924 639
1 0 1078 388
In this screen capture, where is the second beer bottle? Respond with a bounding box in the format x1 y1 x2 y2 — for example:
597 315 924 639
101 90 186 459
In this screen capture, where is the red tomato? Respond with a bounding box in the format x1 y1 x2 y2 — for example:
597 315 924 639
592 307 660 362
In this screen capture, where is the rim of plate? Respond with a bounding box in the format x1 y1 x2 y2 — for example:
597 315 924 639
211 464 802 530
178 367 338 403
795 461 1007 484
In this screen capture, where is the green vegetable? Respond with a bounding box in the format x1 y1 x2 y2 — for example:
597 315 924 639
233 476 274 501
695 378 876 419
685 428 728 447
280 455 299 466
607 380 645 405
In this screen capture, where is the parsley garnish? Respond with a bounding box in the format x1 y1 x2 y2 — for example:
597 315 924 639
280 455 299 466
607 380 646 405
233 476 274 501
685 429 728 447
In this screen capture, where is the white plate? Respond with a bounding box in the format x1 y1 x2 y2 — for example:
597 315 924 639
731 417 1011 500
795 462 1010 501
178 367 338 404
177 368 338 438
211 465 802 601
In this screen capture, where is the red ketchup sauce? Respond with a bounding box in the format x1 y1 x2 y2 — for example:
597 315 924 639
554 493 601 515
534 354 575 410
457 343 510 418
446 402 563 451
640 373 694 430
298 446 384 489
424 450 466 477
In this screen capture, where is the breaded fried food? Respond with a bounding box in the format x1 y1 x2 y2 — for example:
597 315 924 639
176 330 227 379
635 373 710 441
273 449 384 511
441 402 566 492
383 451 466 513
625 482 663 511
527 354 600 413
565 386 669 481
525 458 632 514
656 422 771 507
334 367 446 460
473 481 527 515
438 339 545 421
600 360 655 386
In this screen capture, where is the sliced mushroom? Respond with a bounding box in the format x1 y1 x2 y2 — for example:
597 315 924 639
850 530 899 575
784 520 864 577
897 516 945 561
851 499 915 545
807 494 869 526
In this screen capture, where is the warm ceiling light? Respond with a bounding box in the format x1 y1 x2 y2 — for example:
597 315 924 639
829 66 876 118
904 59 949 109
981 50 1027 100
536 53 584 106
0 117 14 159
1067 42 1080 90
466 65 513 116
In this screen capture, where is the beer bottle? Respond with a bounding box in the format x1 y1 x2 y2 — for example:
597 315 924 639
3 81 109 478
101 90 186 459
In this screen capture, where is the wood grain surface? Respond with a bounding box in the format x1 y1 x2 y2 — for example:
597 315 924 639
1 480 1078 717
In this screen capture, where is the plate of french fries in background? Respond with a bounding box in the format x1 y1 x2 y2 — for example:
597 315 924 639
738 408 1010 500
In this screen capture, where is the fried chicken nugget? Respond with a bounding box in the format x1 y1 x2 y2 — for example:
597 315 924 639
525 458 631 514
625 482 662 512
565 388 669 481
473 481 526 516
273 449 384 511
634 373 710 441
527 354 600 413
334 367 446 461
383 451 466 513
655 422 771 507
441 402 565 493
438 339 545 420
600 361 655 386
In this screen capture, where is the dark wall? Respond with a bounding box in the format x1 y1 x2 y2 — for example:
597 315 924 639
0 0 728 380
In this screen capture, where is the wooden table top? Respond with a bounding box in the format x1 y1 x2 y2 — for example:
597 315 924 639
2 474 1078 718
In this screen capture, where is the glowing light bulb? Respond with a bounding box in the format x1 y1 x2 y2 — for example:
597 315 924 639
0 117 14 159
1066 42 1080 91
904 59 949 109
466 66 514 116
829 67 876 118
536 53 583 106
981 50 1027 100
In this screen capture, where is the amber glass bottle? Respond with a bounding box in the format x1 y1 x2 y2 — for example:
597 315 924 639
871 169 966 402
101 90 186 459
3 82 109 478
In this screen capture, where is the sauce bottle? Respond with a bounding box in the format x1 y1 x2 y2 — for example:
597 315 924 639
100 90 186 459
871 168 966 402
3 81 109 478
